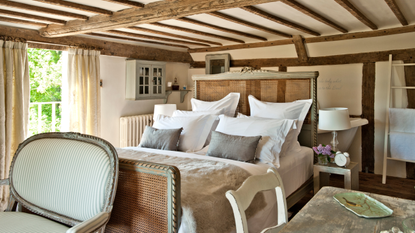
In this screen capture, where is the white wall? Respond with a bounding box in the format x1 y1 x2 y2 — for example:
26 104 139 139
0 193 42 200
100 56 190 147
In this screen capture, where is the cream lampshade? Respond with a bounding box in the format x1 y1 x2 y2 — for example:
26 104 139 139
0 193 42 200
319 108 351 152
153 104 177 121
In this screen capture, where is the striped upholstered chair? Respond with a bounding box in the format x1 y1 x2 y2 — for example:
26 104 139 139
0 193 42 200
0 132 118 233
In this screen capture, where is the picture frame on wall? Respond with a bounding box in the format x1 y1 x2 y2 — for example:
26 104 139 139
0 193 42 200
205 53 230 74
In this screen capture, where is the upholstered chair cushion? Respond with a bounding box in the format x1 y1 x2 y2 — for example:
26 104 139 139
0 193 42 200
0 212 69 233
11 138 112 221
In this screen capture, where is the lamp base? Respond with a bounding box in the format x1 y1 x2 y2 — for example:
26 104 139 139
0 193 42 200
331 131 339 152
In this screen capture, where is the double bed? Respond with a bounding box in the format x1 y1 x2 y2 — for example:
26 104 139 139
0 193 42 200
107 69 319 233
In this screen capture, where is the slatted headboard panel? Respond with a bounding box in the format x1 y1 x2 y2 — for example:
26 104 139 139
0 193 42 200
192 70 319 149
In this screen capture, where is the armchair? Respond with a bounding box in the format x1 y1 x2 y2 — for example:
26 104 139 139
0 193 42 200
0 132 119 233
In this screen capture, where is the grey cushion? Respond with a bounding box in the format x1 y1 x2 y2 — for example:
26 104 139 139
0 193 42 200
140 126 183 151
206 131 261 163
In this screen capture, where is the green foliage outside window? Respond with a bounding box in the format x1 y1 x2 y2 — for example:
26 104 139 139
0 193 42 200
28 48 62 136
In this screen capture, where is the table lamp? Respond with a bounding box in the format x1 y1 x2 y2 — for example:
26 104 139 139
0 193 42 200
319 107 351 152
153 104 177 121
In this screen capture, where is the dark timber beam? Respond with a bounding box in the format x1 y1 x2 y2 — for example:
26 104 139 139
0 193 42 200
103 0 144 8
293 35 308 62
86 32 189 49
128 26 222 46
189 25 415 53
241 6 320 36
384 0 408 26
39 0 284 37
282 0 348 33
0 0 88 20
0 25 193 63
34 0 113 15
207 11 292 38
334 0 378 30
177 17 267 41
0 16 48 27
0 9 66 25
151 22 245 44
106 30 210 47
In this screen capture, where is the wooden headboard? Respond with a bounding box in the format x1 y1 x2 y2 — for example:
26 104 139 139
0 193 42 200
192 70 319 149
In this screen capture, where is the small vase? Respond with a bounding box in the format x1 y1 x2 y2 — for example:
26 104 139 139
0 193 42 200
318 156 328 165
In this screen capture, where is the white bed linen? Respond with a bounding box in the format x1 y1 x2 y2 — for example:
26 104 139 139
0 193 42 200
120 146 313 233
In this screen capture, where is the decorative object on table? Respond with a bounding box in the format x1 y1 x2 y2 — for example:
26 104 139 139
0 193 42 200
172 78 180 90
319 107 351 152
167 81 172 91
313 144 335 165
153 104 177 121
403 217 415 233
333 192 393 218
380 227 403 233
183 85 187 90
334 151 350 167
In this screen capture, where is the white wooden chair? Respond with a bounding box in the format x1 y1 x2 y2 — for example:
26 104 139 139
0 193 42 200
226 168 288 233
0 132 119 233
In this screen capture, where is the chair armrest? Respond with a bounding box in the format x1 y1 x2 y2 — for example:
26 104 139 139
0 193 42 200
0 179 9 186
66 212 110 233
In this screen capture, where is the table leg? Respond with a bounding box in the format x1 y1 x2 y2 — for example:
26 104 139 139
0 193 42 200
344 170 352 190
314 168 320 194
351 165 359 190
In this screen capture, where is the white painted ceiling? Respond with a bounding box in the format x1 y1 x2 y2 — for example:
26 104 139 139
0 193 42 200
0 0 414 52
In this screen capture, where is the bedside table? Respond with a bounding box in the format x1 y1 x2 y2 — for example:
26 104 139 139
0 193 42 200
313 162 359 194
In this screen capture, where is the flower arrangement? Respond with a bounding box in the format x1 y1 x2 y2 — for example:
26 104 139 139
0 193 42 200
313 144 335 165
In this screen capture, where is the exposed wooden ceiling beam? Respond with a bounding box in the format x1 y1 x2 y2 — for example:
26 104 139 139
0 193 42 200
102 0 144 8
281 0 348 33
177 17 267 41
207 11 291 38
0 9 66 25
334 0 377 30
39 0 284 37
151 22 245 44
86 32 189 49
241 6 320 36
0 25 192 63
106 30 210 47
0 16 48 27
128 26 222 46
384 0 408 26
0 0 88 20
292 35 308 62
189 24 415 53
34 0 113 15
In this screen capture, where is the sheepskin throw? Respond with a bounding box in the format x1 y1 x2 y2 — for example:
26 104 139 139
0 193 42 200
117 148 266 233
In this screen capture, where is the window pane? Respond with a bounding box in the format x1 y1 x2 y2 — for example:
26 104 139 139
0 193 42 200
145 86 149 94
145 77 148 85
159 69 162 76
153 86 157 93
158 86 162 94
139 86 143 94
158 77 162 85
145 68 149 76
139 76 143 85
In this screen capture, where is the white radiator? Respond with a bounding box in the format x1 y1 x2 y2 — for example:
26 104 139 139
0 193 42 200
120 114 154 147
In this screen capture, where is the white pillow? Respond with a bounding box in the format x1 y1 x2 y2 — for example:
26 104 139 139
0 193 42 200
248 95 312 154
215 115 296 167
153 115 216 152
191 93 240 117
172 109 224 146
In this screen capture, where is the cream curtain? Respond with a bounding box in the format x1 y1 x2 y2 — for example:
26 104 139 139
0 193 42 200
0 40 30 211
62 48 101 136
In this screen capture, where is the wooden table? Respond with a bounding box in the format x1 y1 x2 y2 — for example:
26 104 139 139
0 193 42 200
314 162 359 194
280 186 415 233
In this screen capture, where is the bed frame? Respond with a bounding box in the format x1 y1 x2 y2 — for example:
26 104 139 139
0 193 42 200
192 69 319 208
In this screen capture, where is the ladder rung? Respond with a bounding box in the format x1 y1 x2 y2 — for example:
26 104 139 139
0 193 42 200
392 63 415 67
391 86 415 89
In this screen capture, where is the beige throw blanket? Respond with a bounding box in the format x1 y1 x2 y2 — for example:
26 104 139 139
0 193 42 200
117 148 266 233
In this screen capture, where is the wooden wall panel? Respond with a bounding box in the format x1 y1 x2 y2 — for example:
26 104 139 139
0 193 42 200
361 63 376 173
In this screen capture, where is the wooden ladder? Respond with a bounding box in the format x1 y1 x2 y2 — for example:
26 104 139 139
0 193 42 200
382 54 415 184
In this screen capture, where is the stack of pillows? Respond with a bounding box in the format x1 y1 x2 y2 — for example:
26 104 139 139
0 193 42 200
139 93 312 168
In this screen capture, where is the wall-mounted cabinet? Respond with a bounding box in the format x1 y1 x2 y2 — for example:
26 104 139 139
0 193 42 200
126 60 166 100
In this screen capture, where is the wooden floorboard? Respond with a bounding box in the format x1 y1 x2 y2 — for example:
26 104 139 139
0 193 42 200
288 172 415 220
